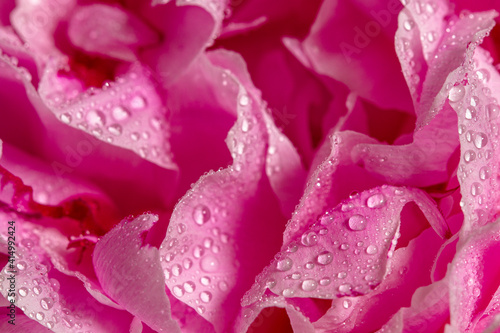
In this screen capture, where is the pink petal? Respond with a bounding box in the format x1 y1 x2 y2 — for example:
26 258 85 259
0 212 134 332
302 0 413 111
93 214 180 333
244 185 448 307
283 131 384 244
378 278 449 333
449 46 500 233
352 103 459 187
159 57 294 331
448 220 500 332
67 4 159 62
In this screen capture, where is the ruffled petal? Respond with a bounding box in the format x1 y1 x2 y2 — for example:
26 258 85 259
93 214 180 333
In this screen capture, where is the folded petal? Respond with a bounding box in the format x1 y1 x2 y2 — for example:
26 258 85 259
159 55 298 331
302 0 413 111
245 185 448 305
93 214 180 333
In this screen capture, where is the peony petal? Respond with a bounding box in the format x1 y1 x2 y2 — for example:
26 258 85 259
159 59 292 331
67 4 159 62
93 214 180 333
449 46 500 233
352 103 459 187
447 219 500 332
302 0 413 111
244 185 449 306
0 211 134 332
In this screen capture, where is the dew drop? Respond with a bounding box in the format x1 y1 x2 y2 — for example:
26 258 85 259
239 95 249 106
241 119 250 132
18 287 28 297
193 245 204 259
177 223 186 234
200 276 211 286
196 306 205 314
130 96 147 109
486 103 500 120
200 291 212 303
464 150 476 163
130 132 140 141
448 86 465 102
183 281 196 293
33 286 42 295
465 107 476 120
17 261 27 271
266 279 276 288
479 166 491 180
282 288 294 297
107 124 122 136
87 110 106 127
276 258 293 271
348 214 367 231
366 245 378 255
36 312 45 321
60 113 72 124
476 69 490 83
474 132 488 149
340 243 350 251
343 299 352 309
193 205 211 225
183 258 193 270
112 106 130 121
403 19 414 31
40 297 53 310
173 285 184 297
201 255 219 272
319 278 331 286
316 251 333 265
171 264 182 277
337 271 347 279
301 231 318 246
471 182 483 196
305 262 315 269
338 284 352 293
366 193 386 208
301 279 318 292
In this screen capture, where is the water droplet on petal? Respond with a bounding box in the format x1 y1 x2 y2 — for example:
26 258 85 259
200 291 212 303
60 113 72 124
337 271 347 279
17 261 27 271
33 286 42 295
277 258 293 271
479 166 491 180
112 106 130 121
464 150 476 163
348 214 367 231
486 103 500 120
107 124 122 136
366 245 378 255
471 182 483 196
40 297 53 310
474 132 488 149
301 279 318 291
239 95 249 106
87 110 106 127
193 205 211 225
201 255 219 272
338 284 352 293
19 287 28 297
465 107 476 120
343 299 352 309
319 278 331 286
301 231 318 246
448 86 465 102
366 193 386 208
282 288 294 297
403 19 414 31
200 276 211 286
130 96 147 109
173 285 184 297
36 312 45 321
316 251 333 265
183 281 196 293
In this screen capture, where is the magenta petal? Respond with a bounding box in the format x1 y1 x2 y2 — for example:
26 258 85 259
0 213 133 332
448 220 500 332
244 185 448 306
379 278 449 332
352 104 459 187
67 4 159 62
302 0 412 111
159 67 291 331
93 214 180 333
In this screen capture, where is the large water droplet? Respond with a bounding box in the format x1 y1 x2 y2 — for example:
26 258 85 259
348 214 367 231
193 205 211 225
112 106 130 121
40 297 53 310
471 182 483 196
486 103 500 120
366 245 378 255
448 86 465 102
474 133 488 149
301 231 318 246
200 291 212 303
201 255 219 272
366 193 386 208
479 166 491 180
277 258 293 271
316 251 333 265
301 279 318 291
87 110 106 127
183 281 196 293
19 287 28 297
464 150 476 163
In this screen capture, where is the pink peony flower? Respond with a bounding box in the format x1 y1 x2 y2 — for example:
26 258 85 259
0 0 500 332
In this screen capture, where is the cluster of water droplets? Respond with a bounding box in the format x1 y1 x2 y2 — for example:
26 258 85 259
42 66 173 168
243 187 433 307
448 54 497 226
0 228 92 330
